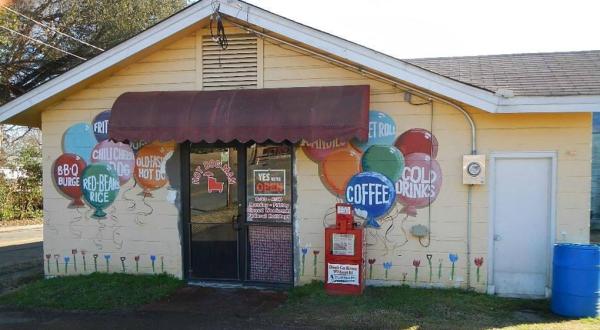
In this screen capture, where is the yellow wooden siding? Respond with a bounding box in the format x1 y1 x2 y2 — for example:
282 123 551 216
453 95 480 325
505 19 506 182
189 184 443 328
39 25 591 290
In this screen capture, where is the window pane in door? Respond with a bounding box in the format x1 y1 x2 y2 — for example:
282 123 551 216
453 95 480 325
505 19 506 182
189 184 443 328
246 144 292 223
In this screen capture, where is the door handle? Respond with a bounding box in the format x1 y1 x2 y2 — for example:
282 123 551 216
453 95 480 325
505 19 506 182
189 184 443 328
232 214 240 231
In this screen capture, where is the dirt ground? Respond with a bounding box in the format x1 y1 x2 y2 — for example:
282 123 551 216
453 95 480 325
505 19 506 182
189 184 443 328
0 286 290 330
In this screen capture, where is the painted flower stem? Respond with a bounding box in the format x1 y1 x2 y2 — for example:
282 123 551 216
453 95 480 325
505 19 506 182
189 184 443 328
93 254 98 272
312 251 320 277
449 254 459 281
301 247 308 276
81 251 87 272
402 272 407 284
412 260 421 283
368 259 376 279
45 254 51 273
54 255 60 273
161 256 164 273
104 255 111 272
438 259 442 280
120 257 126 272
426 254 433 282
474 257 484 283
64 256 70 274
134 256 140 272
151 255 156 273
72 249 78 272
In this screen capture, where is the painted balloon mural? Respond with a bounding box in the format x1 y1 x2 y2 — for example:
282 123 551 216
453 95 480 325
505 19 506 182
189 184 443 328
134 142 175 197
345 171 396 228
92 110 111 142
352 110 397 152
308 110 443 228
62 123 97 164
301 139 348 162
396 153 442 216
318 147 362 197
81 163 120 218
53 153 87 207
91 140 135 185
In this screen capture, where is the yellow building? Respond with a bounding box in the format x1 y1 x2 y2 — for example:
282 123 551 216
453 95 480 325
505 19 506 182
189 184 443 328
1 0 598 298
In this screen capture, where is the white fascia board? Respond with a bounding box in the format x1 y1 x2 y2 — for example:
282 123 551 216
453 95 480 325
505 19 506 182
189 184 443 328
497 95 600 113
0 1 214 123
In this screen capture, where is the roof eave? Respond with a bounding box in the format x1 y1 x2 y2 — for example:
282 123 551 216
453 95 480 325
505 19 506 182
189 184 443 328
1 0 599 127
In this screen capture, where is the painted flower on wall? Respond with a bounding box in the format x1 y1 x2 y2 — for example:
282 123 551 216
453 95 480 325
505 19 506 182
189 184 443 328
93 254 99 272
412 259 421 283
45 254 51 273
150 255 157 273
474 257 484 283
120 257 127 272
54 254 60 273
64 256 70 273
71 249 78 272
449 253 458 281
134 255 140 272
301 247 308 276
104 255 111 272
368 258 376 279
426 254 433 282
312 250 320 277
81 250 87 272
383 262 392 280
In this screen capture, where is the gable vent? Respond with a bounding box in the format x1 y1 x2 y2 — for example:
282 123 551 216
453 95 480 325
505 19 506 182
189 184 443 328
202 34 258 90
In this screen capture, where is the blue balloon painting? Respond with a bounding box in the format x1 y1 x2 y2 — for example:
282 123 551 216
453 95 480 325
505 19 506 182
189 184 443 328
92 110 111 142
345 171 396 228
63 123 97 164
353 111 397 152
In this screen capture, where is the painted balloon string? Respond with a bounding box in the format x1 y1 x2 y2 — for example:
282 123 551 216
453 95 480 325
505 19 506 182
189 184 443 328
134 196 154 225
93 216 107 251
43 208 59 236
376 208 408 255
69 208 83 239
123 182 137 210
321 206 336 228
109 206 123 250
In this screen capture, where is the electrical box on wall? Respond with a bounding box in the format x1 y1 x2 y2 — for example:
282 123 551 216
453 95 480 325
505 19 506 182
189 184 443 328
463 155 486 185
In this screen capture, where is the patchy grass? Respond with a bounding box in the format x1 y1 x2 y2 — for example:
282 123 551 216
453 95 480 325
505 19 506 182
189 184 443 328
0 273 183 311
273 281 600 329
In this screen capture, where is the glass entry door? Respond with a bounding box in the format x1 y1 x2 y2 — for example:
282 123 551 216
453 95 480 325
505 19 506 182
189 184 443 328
187 142 293 284
189 145 239 279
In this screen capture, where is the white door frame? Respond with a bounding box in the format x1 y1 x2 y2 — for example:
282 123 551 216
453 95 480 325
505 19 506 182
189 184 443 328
487 151 557 296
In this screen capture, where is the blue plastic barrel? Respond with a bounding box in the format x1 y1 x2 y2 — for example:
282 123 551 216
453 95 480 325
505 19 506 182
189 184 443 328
551 243 600 317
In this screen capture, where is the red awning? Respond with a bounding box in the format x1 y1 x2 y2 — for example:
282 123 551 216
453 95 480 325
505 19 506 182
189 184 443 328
108 85 369 143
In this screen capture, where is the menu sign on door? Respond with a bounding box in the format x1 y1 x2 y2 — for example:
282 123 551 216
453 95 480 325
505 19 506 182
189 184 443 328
247 169 291 222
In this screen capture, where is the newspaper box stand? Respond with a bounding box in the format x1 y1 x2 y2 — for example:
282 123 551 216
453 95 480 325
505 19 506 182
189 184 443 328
324 203 366 295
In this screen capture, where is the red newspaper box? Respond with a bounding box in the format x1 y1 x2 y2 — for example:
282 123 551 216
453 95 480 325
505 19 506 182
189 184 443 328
324 203 366 295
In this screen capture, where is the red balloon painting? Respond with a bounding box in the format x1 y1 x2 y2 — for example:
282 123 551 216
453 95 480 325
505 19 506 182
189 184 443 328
394 128 439 158
53 153 87 207
301 139 349 162
396 152 442 216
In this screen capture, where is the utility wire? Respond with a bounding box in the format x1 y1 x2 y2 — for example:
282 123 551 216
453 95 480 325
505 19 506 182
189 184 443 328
1 5 104 52
0 25 87 60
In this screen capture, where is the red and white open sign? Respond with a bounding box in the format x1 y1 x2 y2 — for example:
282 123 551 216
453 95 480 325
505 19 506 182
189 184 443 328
253 169 286 196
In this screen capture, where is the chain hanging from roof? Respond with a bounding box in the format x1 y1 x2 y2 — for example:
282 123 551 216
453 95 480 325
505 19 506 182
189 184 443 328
210 1 228 50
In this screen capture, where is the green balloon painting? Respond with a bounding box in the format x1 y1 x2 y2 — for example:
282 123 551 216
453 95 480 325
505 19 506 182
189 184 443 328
361 145 405 182
81 163 120 218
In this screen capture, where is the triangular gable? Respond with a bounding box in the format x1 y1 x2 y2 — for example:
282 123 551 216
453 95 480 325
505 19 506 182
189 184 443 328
1 0 599 126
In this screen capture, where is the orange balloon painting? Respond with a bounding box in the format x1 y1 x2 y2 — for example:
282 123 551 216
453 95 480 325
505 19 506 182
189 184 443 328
134 141 175 197
319 147 362 197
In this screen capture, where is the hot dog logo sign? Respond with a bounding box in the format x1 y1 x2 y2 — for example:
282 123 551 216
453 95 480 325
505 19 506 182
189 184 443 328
304 110 443 228
191 159 236 194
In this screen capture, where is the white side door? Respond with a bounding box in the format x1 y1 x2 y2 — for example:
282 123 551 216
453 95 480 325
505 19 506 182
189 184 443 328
491 154 554 298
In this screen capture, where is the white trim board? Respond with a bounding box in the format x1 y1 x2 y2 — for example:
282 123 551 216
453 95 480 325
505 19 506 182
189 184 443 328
486 151 557 297
2 0 600 126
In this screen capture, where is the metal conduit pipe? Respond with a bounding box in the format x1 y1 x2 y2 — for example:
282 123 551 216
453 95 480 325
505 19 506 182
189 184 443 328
227 18 477 288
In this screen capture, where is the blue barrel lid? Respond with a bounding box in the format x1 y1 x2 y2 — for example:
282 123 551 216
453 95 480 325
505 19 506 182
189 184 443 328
554 243 600 250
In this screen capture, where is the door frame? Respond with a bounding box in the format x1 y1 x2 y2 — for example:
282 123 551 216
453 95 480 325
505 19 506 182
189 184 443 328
180 141 295 288
487 151 557 296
